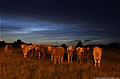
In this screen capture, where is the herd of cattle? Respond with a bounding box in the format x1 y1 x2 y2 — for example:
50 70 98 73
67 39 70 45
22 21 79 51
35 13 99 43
4 44 103 67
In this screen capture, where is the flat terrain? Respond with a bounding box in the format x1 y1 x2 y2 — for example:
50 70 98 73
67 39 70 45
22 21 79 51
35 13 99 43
0 47 120 79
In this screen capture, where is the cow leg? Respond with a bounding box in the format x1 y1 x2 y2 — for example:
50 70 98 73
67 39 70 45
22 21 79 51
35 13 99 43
54 56 57 64
31 49 34 57
84 55 86 62
44 53 45 59
85 54 86 61
80 57 82 64
87 53 89 59
98 61 100 67
71 56 72 63
51 55 53 61
5 50 6 54
39 52 41 59
81 56 83 64
24 51 27 58
61 56 63 64
79 57 81 64
68 55 70 63
10 50 12 53
86 54 89 62
77 57 78 61
5 49 8 54
58 56 61 64
94 59 97 67
98 58 101 67
24 55 27 58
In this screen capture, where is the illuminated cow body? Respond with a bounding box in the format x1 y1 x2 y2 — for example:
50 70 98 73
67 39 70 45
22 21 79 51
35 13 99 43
39 46 47 59
20 44 34 58
47 46 54 61
84 47 90 61
47 46 65 64
67 45 75 63
33 45 41 59
5 45 13 54
93 46 103 67
76 47 84 64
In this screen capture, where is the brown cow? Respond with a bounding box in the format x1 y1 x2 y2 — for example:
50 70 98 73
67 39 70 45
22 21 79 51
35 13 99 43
33 45 41 59
39 46 47 59
47 46 54 61
93 46 103 67
47 46 65 64
76 47 84 64
5 45 13 54
20 44 34 58
84 47 90 61
67 45 75 63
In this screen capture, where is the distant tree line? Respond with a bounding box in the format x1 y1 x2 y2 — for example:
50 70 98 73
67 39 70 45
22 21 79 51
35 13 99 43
0 39 120 48
0 41 6 47
0 39 25 47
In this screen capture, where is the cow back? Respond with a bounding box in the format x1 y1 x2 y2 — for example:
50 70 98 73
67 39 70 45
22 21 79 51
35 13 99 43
53 47 65 56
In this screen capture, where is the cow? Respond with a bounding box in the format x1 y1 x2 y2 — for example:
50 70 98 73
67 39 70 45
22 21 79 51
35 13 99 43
47 46 55 61
76 47 85 64
39 46 47 59
5 45 13 54
33 45 41 59
93 46 103 67
67 45 75 63
84 47 90 61
20 44 34 58
47 46 65 64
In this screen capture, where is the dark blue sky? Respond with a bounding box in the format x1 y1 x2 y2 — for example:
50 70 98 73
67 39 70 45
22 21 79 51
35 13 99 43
0 0 120 45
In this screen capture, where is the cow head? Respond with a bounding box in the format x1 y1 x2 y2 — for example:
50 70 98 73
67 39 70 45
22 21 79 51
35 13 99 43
20 44 26 49
48 46 53 51
76 47 84 52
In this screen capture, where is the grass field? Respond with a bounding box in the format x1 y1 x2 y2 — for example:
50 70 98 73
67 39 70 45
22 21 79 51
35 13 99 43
0 47 120 79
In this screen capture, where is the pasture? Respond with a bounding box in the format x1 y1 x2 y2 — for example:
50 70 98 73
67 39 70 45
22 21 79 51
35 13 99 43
0 47 120 79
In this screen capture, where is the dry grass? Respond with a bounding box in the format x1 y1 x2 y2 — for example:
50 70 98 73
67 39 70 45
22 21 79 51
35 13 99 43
0 47 120 79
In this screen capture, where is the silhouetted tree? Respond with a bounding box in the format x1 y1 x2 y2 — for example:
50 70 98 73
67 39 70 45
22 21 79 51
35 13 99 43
0 41 6 47
28 43 32 45
76 41 83 47
13 39 24 47
17 39 21 43
108 43 120 48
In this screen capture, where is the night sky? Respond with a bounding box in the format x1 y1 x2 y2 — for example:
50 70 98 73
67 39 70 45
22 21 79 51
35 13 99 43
0 0 120 45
